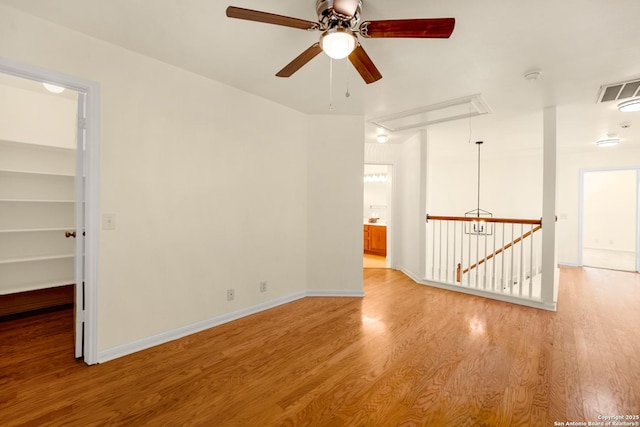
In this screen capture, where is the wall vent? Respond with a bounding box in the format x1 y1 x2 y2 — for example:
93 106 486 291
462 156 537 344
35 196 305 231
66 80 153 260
597 79 640 103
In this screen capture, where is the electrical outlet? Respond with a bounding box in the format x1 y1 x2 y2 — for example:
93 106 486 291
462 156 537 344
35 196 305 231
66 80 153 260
226 289 235 301
260 281 267 292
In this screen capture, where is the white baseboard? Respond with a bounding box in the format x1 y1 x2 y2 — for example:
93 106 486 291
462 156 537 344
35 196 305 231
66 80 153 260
395 265 421 283
420 279 557 311
397 266 557 312
558 262 581 267
97 289 363 363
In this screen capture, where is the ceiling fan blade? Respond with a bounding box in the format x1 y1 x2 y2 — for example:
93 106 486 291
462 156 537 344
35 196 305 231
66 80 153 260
276 43 324 78
359 18 455 38
348 44 382 84
226 6 319 30
332 0 360 18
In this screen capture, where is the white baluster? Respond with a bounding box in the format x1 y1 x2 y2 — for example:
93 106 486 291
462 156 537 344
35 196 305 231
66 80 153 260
492 224 497 291
519 224 524 297
445 221 450 282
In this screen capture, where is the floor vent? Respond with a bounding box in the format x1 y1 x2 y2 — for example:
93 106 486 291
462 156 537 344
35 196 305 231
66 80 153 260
597 79 640 103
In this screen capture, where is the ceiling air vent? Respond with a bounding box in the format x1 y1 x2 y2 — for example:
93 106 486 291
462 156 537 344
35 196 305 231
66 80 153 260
597 79 640 103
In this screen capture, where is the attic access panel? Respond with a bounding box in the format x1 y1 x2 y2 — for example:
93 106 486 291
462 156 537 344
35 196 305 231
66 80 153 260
369 94 492 132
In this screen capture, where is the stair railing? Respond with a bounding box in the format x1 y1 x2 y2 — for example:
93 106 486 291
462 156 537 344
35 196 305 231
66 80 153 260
457 224 542 281
425 215 543 301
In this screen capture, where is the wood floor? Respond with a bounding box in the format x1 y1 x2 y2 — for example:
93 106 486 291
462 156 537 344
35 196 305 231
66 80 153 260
363 253 387 269
1 267 639 426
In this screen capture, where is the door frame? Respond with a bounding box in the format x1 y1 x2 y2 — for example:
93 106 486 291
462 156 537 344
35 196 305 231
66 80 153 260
0 57 101 365
578 166 640 272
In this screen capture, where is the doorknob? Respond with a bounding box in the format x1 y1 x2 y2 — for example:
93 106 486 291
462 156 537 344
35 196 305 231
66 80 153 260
65 231 76 238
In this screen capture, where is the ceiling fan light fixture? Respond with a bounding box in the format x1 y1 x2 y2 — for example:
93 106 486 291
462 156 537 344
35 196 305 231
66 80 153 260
618 98 640 113
320 27 356 59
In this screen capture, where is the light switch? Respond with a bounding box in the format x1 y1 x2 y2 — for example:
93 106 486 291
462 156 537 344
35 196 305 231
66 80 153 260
102 213 116 230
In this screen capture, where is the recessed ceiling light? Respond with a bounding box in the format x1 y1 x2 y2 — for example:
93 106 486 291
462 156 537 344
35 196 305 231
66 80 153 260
596 137 620 147
42 82 65 94
376 134 389 143
618 98 640 112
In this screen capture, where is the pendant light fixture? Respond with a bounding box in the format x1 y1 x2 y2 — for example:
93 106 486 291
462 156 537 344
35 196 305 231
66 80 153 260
465 141 493 235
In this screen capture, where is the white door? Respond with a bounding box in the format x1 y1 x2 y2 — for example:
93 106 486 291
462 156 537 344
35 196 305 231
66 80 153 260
582 169 638 271
74 92 86 358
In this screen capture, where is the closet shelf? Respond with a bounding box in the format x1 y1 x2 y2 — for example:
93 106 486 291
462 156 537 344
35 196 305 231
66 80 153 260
0 139 75 152
0 199 75 203
0 254 74 265
1 139 76 296
0 227 75 234
0 168 74 177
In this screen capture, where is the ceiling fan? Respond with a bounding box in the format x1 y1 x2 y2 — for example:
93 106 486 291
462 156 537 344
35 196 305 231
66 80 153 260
226 0 455 84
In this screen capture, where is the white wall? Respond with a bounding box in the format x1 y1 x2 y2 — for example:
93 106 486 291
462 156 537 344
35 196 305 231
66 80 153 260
428 146 543 219
395 133 426 279
0 5 364 355
583 169 637 252
364 141 402 165
0 83 77 148
307 115 364 293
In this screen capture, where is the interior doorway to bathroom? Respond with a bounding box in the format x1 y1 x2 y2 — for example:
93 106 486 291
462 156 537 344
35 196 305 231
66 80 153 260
363 164 392 269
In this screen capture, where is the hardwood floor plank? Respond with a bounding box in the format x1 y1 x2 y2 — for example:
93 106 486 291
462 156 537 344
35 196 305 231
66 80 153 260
1 267 639 425
548 301 567 423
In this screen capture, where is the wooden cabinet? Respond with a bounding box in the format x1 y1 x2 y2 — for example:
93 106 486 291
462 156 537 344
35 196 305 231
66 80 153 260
363 225 370 251
364 224 386 256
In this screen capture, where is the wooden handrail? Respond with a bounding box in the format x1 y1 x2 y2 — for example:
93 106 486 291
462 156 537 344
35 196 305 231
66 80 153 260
455 224 542 282
427 215 541 225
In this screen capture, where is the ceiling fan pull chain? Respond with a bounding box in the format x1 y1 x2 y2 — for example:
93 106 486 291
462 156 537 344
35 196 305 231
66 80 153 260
329 58 334 111
345 59 350 98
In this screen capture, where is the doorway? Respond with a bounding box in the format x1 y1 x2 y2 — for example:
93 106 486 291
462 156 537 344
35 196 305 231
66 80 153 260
0 58 100 364
580 168 639 272
363 164 392 269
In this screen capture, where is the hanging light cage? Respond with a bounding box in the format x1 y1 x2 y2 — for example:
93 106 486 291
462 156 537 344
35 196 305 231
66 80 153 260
464 208 493 235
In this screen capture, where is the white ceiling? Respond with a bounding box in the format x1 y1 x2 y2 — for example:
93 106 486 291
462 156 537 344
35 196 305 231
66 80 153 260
2 0 640 151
